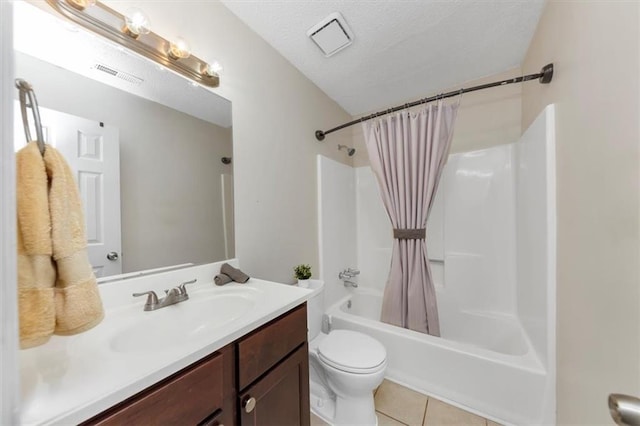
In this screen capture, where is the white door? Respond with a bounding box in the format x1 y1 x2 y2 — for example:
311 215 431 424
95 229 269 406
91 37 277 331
14 103 122 277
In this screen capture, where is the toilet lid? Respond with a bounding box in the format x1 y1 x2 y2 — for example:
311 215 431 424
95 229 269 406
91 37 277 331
318 330 387 374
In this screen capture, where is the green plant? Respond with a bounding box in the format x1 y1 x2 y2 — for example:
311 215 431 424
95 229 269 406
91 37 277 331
293 264 312 280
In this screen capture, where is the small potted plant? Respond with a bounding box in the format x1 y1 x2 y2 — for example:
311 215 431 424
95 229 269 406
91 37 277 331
294 264 312 287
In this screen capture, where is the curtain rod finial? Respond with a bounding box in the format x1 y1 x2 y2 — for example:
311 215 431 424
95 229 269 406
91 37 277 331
315 130 326 141
539 63 553 84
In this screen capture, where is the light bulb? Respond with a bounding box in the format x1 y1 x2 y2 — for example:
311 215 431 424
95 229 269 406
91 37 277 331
168 37 191 60
202 60 223 78
123 8 151 38
66 0 96 10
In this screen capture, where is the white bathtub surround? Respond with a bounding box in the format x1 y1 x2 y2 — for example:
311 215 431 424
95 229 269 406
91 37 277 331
516 106 556 372
317 156 357 309
19 260 312 425
362 101 459 336
355 168 446 295
515 106 557 424
319 105 556 424
357 140 517 315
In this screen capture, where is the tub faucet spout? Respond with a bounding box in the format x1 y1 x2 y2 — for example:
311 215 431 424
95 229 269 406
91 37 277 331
344 280 358 288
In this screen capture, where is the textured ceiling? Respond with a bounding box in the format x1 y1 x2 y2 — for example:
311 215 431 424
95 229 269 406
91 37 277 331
14 2 231 128
221 0 546 115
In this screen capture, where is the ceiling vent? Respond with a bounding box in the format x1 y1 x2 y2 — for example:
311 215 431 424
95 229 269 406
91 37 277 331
307 12 354 58
92 63 144 86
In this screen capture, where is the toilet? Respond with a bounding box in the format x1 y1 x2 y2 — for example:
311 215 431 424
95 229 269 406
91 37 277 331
306 280 387 426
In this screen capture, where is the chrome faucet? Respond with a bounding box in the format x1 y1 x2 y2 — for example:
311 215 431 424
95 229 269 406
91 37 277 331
339 268 359 288
133 279 197 311
174 278 198 302
343 280 358 288
338 268 360 280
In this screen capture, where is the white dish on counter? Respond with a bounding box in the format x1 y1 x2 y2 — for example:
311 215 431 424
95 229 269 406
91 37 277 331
19 260 312 425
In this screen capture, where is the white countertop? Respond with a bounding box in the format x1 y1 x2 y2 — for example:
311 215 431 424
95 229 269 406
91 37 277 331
19 261 312 425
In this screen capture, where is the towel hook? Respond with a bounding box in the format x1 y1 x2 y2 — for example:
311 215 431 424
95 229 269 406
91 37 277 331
15 79 45 155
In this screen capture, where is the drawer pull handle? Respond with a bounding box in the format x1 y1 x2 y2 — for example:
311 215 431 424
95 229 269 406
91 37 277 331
243 396 257 413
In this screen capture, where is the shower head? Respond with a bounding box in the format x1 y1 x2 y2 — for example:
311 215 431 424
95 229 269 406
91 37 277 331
221 157 232 164
338 144 356 157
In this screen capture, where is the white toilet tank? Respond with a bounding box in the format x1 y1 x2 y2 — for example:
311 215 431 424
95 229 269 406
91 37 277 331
305 280 325 340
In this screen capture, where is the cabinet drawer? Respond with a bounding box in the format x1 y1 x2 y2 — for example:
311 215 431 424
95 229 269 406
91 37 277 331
85 352 224 426
238 303 307 389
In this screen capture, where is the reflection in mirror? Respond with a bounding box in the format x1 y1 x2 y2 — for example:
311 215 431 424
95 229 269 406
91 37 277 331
13 2 234 279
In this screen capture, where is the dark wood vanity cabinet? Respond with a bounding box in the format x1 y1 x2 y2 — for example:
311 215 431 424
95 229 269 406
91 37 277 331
237 304 310 426
238 344 310 426
82 303 309 426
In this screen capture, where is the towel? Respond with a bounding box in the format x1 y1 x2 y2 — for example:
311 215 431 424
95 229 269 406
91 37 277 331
16 142 56 348
214 273 232 286
220 263 250 283
17 142 104 349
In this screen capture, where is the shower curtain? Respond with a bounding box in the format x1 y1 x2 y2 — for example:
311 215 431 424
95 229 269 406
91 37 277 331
363 100 458 336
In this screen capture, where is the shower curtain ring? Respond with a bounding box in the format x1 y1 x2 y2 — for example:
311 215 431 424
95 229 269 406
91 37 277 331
456 88 464 107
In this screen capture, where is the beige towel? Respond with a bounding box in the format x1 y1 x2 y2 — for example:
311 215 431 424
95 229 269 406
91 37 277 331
17 142 56 348
17 142 104 349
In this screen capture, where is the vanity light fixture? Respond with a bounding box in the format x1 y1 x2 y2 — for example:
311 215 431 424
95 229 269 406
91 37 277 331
44 0 220 87
65 0 95 11
202 60 223 78
168 37 191 60
122 8 151 39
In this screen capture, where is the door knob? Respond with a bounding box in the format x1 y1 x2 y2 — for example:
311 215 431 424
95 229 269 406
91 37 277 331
243 396 256 413
106 251 119 261
609 394 640 426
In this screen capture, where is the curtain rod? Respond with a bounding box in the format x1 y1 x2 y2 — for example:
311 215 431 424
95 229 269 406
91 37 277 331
315 63 554 141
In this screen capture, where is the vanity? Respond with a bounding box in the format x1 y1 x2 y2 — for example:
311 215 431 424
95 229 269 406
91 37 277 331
19 261 312 426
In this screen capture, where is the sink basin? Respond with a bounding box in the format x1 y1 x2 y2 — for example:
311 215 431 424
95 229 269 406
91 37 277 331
110 292 256 353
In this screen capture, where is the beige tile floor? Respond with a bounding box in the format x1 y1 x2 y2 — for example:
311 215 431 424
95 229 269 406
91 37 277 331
310 379 502 426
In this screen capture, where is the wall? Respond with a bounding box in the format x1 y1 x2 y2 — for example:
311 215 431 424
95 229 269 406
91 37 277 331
521 2 640 424
92 0 354 284
0 2 20 423
15 52 233 273
351 67 523 167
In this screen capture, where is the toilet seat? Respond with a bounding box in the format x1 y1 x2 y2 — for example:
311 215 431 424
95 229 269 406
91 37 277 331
318 330 387 374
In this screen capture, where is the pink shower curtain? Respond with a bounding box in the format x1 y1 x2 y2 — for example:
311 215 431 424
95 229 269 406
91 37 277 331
363 101 458 336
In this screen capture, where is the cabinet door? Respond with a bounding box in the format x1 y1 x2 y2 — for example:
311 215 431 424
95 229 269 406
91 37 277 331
239 343 310 426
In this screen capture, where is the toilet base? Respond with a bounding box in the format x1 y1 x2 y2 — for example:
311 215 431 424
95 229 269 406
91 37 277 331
309 383 335 425
309 378 379 426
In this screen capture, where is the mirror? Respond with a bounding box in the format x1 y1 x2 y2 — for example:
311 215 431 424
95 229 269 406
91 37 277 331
13 2 234 279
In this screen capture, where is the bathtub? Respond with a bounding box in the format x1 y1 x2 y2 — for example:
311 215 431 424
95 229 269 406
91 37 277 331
326 289 552 425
